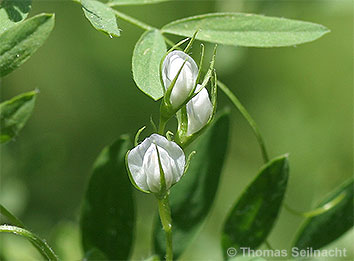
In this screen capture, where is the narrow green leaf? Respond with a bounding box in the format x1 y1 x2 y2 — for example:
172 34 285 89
0 13 55 77
154 112 230 258
0 90 38 144
221 155 289 257
293 179 353 249
0 0 31 35
80 135 135 260
108 0 170 6
81 0 120 38
0 204 25 227
162 13 330 47
0 225 58 261
132 29 166 100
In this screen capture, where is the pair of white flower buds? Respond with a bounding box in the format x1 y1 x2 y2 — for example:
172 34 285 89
127 50 214 193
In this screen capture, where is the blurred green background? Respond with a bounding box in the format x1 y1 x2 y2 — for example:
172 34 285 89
0 0 353 260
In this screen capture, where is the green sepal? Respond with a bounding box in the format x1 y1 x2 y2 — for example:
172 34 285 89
134 126 146 146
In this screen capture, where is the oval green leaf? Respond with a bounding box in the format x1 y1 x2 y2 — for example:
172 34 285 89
80 136 135 260
108 0 170 6
0 90 38 144
293 179 353 250
0 0 31 35
132 29 166 100
0 13 55 77
81 0 120 38
162 13 330 47
154 112 231 258
222 155 289 258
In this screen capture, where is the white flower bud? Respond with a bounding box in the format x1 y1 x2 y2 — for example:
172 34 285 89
127 134 185 193
186 84 213 136
162 50 199 108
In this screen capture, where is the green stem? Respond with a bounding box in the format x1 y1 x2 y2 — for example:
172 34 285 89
0 225 59 261
157 194 173 261
217 80 269 163
158 117 167 135
283 191 345 218
72 0 154 31
112 9 155 31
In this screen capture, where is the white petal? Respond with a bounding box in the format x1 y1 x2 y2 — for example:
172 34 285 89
150 134 185 183
186 85 213 136
162 51 199 108
127 137 152 191
143 144 161 193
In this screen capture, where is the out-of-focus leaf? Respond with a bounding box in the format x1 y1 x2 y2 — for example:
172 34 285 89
293 179 353 249
162 13 330 47
0 90 37 144
81 0 120 38
0 0 31 35
154 112 230 258
132 29 166 100
221 155 289 257
80 136 135 260
0 13 55 77
108 0 170 6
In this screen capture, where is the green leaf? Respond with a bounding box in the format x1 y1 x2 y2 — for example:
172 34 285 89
108 0 170 6
132 29 166 100
0 0 31 35
0 90 38 144
0 225 58 261
221 155 289 257
0 204 25 227
0 13 55 77
80 135 135 260
162 13 330 47
293 179 353 249
154 112 230 258
81 0 120 38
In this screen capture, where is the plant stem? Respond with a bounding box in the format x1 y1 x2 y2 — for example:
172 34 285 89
0 225 58 261
157 194 173 261
217 80 269 163
112 9 155 31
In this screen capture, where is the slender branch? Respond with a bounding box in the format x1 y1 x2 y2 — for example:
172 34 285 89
217 80 269 163
72 0 154 31
112 9 155 31
157 194 173 261
283 191 345 218
0 225 58 261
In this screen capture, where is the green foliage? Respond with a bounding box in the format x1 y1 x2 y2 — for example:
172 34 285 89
108 0 171 6
0 225 58 261
162 13 330 47
0 13 55 77
81 0 120 38
0 0 31 35
0 90 38 144
80 136 135 260
132 29 166 100
221 155 289 257
294 179 353 249
0 204 58 261
154 112 230 258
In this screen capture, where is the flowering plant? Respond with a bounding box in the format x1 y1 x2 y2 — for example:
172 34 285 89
0 0 352 260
